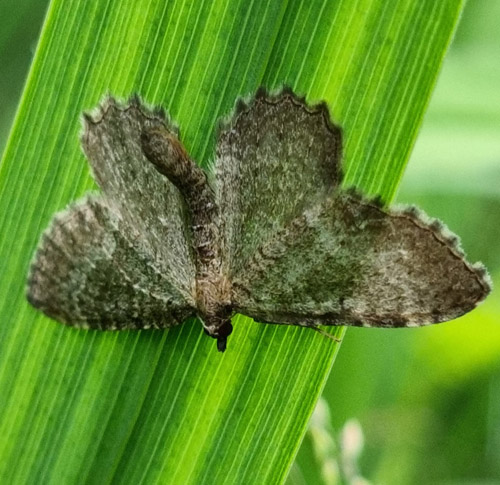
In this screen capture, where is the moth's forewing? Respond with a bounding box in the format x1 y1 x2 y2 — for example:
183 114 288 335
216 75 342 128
82 96 195 296
215 88 342 278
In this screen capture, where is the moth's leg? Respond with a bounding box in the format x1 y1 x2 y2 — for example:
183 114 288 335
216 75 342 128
307 325 343 343
258 319 343 344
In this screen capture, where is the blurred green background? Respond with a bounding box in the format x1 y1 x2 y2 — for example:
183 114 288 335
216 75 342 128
1 1 498 484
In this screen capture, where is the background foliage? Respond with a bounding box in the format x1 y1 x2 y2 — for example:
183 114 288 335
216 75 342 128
1 0 498 484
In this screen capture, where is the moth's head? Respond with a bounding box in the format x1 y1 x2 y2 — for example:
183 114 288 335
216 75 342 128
203 319 233 352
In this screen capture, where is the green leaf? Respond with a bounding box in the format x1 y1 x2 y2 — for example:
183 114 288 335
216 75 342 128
0 0 463 483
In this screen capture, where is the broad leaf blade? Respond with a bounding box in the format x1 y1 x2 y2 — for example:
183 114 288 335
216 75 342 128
0 0 463 483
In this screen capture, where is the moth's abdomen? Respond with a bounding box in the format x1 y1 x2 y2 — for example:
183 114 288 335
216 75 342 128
141 125 231 323
141 127 203 197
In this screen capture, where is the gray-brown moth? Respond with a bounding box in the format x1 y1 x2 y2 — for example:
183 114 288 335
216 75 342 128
27 88 491 352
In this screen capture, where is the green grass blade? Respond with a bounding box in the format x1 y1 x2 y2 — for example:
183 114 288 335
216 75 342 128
0 0 463 483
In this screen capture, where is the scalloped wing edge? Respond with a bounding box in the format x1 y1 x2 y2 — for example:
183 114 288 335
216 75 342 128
350 191 493 306
215 85 344 182
81 93 179 140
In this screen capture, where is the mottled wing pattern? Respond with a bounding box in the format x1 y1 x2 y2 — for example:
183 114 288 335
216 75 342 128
82 96 195 297
214 88 342 276
232 193 491 328
27 196 196 329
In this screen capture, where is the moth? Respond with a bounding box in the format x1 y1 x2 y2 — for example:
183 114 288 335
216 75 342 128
27 88 491 352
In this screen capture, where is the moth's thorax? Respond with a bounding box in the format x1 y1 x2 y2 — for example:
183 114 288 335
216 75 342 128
191 203 232 352
192 205 232 329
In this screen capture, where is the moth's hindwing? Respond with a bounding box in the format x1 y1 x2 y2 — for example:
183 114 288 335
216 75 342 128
232 193 490 328
27 196 196 329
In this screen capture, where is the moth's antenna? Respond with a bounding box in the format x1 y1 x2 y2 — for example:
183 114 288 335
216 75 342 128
309 325 342 343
